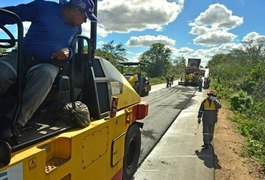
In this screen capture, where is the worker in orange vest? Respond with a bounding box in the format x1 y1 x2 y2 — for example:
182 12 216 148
197 90 221 148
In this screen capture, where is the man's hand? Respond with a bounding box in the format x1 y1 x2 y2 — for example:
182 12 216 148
51 48 70 60
197 118 201 124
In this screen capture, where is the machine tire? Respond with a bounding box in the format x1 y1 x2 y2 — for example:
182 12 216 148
123 124 141 180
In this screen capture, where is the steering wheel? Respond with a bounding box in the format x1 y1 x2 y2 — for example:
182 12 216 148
0 25 16 48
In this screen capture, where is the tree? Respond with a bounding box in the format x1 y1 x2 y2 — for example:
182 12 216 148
100 40 127 63
241 38 265 62
139 43 172 77
173 56 186 76
95 49 118 66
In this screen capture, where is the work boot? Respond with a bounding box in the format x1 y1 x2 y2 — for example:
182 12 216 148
11 122 26 139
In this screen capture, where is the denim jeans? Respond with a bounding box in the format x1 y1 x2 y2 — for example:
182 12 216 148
0 51 59 126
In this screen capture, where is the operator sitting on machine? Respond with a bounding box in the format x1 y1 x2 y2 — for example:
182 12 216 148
0 0 97 142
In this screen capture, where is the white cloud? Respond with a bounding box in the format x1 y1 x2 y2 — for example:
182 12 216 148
97 0 184 37
170 47 194 60
242 32 265 43
173 32 265 66
194 3 243 29
131 52 143 62
189 3 243 47
189 42 243 66
170 42 240 66
176 47 194 53
23 22 30 34
194 31 237 46
81 22 91 38
81 22 112 38
218 43 241 52
189 49 217 66
196 33 265 65
97 25 110 38
171 47 193 55
240 32 265 52
126 35 176 47
190 25 210 35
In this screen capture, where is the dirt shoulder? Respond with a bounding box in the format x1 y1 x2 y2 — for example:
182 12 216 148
214 105 265 180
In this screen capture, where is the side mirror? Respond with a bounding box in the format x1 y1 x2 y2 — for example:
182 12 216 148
0 140 11 167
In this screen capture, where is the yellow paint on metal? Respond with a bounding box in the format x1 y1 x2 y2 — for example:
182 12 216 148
116 76 141 109
82 126 109 168
0 106 138 180
111 132 126 167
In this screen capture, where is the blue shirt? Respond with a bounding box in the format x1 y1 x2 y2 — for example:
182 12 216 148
1 0 81 62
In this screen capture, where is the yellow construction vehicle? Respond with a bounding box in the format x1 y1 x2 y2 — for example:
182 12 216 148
120 62 151 97
178 58 204 86
0 3 148 180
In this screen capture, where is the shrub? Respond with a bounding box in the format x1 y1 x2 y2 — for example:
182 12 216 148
149 77 165 85
230 91 253 112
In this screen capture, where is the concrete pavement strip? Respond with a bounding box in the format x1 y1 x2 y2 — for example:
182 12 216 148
134 90 215 180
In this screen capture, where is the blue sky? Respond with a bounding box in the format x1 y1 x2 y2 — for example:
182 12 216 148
1 0 265 66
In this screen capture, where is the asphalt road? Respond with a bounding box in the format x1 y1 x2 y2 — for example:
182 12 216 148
139 82 197 165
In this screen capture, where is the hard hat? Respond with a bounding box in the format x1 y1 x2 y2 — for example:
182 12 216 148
69 0 97 22
207 90 217 97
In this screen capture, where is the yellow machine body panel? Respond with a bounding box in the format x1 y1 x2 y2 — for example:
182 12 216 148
0 55 149 180
0 108 135 180
127 75 137 87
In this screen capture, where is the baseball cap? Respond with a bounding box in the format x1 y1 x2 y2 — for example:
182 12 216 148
69 0 97 22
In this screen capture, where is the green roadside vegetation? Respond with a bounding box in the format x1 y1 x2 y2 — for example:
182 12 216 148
0 48 5 54
208 40 265 165
149 77 166 85
95 41 185 85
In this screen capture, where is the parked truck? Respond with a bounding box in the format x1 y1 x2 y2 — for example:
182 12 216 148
0 3 148 180
178 58 204 86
